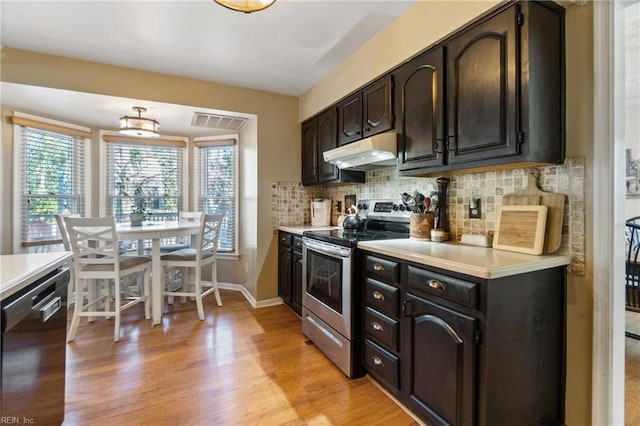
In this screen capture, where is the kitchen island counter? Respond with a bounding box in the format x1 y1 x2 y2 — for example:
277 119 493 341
0 252 71 301
358 239 570 279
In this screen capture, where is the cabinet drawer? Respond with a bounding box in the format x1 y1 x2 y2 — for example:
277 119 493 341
364 340 399 390
365 255 400 283
407 265 478 309
278 231 292 247
365 278 399 318
364 307 399 352
292 236 303 251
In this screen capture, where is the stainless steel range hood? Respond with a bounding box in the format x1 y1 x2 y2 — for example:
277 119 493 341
323 132 397 171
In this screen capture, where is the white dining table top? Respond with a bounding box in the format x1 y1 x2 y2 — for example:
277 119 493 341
116 221 200 239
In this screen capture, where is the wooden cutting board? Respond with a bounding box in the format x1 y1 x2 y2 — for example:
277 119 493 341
493 205 548 255
502 169 566 253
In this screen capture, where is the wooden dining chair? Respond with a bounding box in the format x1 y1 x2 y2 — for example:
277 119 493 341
64 216 151 342
625 218 640 339
160 211 203 253
161 213 224 320
55 214 80 309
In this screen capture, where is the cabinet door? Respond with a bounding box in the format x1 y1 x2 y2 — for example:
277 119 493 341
301 118 318 185
397 48 445 171
291 250 303 315
317 108 340 183
277 244 292 304
403 293 476 426
363 76 393 138
337 93 362 145
446 5 519 165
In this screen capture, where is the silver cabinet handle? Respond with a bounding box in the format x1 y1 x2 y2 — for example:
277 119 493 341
372 291 385 301
373 356 384 367
373 263 384 271
428 279 445 291
371 321 384 332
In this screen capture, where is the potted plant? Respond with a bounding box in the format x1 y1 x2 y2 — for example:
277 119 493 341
130 189 147 226
130 202 146 226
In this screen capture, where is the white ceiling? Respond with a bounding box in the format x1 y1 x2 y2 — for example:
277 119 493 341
0 0 415 136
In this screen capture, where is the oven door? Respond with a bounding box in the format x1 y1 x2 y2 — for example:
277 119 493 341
302 237 352 339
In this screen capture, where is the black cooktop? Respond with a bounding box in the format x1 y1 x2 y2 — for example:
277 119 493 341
304 220 410 248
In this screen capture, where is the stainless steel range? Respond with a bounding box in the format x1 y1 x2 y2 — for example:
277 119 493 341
301 199 410 378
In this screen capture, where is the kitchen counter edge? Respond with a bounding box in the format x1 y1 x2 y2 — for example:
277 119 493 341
0 252 72 301
358 239 570 280
278 225 335 236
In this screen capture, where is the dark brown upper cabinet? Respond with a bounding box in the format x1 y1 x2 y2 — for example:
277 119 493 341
338 76 394 146
301 118 318 186
445 4 519 165
396 1 565 176
396 48 445 172
337 93 362 145
363 76 394 138
302 108 364 186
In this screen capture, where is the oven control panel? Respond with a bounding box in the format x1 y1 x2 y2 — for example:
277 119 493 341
357 199 411 222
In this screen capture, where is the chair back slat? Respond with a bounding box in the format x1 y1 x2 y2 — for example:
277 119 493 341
179 211 203 224
55 214 72 251
198 214 224 259
65 217 119 267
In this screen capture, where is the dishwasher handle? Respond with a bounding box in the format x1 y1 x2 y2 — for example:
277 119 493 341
1 268 69 333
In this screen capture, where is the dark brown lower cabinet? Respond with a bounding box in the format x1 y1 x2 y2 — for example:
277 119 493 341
291 249 303 315
362 251 566 425
277 231 303 316
403 293 476 426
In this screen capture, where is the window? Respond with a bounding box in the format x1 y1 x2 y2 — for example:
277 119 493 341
13 114 90 253
194 137 238 253
103 136 186 222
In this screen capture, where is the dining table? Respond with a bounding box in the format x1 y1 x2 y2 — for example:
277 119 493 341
117 221 200 325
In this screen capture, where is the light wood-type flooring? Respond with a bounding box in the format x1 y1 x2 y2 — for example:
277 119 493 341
63 290 419 425
627 311 640 425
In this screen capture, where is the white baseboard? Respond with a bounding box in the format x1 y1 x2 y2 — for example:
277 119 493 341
212 281 284 309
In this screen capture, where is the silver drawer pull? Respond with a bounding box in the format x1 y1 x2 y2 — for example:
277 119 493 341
428 279 445 291
372 291 385 301
373 356 384 367
373 263 385 271
371 321 384 332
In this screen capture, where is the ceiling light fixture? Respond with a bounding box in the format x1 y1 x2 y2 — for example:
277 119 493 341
119 107 160 138
214 0 276 14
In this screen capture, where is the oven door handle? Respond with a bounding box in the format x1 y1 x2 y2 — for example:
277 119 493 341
303 239 351 259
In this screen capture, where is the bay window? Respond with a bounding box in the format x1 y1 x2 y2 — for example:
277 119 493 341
194 136 238 253
102 135 187 222
13 113 90 253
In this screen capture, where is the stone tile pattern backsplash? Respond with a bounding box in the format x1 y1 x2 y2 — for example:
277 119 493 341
272 157 585 275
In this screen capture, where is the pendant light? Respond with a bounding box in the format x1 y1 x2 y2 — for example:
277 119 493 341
119 107 160 138
214 0 276 14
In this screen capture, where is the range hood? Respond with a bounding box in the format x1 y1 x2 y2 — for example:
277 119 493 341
323 132 397 171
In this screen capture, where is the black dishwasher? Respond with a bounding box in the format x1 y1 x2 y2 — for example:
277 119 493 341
1 267 69 425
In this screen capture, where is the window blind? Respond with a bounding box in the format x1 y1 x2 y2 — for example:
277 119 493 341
195 141 237 253
105 141 184 222
18 126 86 247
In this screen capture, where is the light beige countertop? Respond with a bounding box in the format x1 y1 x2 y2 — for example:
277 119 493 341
0 252 72 301
357 239 570 279
278 225 336 235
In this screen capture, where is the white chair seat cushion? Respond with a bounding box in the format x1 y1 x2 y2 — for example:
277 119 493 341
161 248 213 261
81 256 150 271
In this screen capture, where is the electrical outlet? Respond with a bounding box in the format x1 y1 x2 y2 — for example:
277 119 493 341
469 199 481 219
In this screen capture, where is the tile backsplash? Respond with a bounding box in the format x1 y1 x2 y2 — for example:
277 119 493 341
272 157 585 275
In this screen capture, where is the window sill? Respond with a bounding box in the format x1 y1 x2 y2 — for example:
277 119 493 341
218 252 240 261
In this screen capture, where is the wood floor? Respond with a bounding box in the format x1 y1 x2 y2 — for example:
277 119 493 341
63 290 418 425
627 311 640 425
